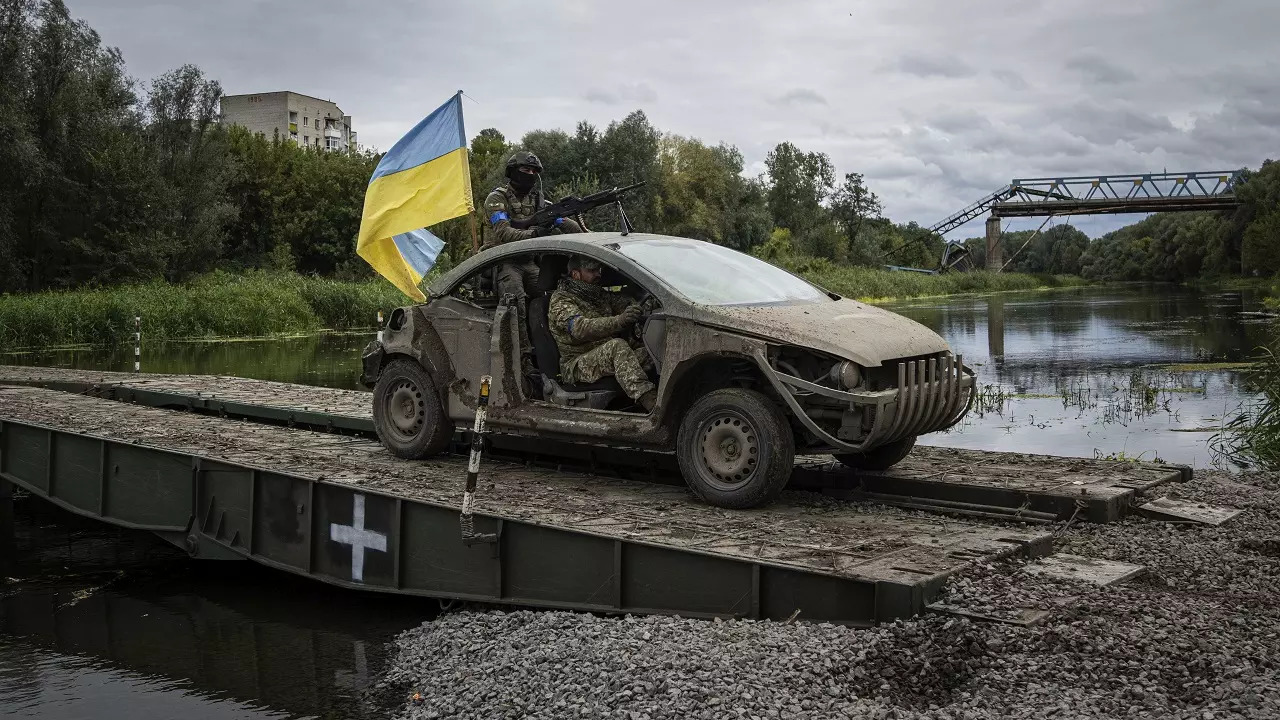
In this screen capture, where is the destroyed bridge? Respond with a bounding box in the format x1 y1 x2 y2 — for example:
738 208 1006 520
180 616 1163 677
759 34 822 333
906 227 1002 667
926 170 1246 271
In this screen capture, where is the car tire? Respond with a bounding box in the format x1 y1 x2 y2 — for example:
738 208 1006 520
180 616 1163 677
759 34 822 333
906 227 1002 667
677 388 795 509
833 436 917 471
373 358 453 459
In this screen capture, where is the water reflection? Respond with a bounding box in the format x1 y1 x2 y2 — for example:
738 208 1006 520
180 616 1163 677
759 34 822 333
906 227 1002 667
986 295 1005 364
4 332 375 390
0 500 427 719
887 285 1276 467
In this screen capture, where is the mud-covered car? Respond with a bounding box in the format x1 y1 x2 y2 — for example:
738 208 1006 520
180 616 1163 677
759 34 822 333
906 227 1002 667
361 232 975 508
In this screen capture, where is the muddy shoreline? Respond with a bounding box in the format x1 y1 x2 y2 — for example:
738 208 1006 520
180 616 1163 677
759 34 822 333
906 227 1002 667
380 469 1280 719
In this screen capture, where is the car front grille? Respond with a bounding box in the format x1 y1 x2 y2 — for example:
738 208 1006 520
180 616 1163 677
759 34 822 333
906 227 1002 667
876 352 973 442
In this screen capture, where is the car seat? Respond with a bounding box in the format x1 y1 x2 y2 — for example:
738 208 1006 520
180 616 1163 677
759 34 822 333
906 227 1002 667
526 254 623 408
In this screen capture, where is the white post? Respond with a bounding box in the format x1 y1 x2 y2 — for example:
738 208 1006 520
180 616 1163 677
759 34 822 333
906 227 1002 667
376 310 384 343
134 316 141 373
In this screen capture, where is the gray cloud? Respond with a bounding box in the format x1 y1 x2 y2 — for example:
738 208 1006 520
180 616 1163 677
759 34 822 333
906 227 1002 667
61 0 1280 238
992 69 1029 91
924 109 992 136
584 82 657 106
1065 54 1138 85
1048 101 1178 145
883 54 976 79
773 88 828 107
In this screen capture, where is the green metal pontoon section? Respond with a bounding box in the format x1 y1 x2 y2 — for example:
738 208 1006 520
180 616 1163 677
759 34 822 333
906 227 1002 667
0 386 1053 625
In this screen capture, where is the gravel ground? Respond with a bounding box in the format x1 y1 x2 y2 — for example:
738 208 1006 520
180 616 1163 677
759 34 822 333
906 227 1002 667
379 469 1280 719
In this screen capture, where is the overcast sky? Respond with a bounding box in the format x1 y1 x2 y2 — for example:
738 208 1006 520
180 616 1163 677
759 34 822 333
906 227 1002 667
70 0 1280 238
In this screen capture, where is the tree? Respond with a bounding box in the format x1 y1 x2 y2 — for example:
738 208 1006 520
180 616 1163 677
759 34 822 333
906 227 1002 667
143 64 238 280
830 172 882 258
1239 160 1280 276
595 110 661 229
764 141 834 241
655 136 742 244
517 128 570 187
4 0 141 290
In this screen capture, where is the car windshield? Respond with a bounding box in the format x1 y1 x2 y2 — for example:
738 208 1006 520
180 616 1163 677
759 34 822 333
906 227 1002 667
616 238 832 306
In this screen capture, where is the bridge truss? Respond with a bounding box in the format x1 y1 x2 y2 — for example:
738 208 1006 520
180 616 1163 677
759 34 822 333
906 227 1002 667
929 170 1245 237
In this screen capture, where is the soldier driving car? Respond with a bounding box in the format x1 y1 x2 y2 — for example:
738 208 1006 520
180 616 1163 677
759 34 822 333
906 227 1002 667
548 256 657 413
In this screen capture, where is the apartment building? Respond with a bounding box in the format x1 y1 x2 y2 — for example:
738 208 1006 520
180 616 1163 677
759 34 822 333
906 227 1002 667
220 91 358 152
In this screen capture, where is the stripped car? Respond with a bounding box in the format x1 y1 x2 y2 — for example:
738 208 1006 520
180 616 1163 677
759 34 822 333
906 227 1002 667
362 232 975 508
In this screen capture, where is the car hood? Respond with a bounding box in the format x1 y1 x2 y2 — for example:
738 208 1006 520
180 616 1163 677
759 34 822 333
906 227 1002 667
696 298 950 367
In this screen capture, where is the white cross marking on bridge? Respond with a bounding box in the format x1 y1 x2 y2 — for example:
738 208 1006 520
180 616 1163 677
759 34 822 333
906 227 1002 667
330 494 387 583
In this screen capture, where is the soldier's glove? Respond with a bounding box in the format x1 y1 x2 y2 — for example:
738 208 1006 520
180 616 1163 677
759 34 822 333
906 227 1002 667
619 304 644 326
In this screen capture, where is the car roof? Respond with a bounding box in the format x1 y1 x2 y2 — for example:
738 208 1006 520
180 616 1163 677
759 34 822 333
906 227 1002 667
426 232 704 296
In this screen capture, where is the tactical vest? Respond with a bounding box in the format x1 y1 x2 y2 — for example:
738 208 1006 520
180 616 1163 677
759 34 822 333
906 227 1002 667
492 184 546 220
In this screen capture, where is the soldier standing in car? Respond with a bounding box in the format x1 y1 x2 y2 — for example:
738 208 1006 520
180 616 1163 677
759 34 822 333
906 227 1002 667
481 151 584 379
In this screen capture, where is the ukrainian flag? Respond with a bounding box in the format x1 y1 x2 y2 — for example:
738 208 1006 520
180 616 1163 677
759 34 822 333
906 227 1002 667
357 92 472 301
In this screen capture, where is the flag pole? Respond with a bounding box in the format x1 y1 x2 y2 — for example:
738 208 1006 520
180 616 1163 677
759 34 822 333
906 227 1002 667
458 89 479 254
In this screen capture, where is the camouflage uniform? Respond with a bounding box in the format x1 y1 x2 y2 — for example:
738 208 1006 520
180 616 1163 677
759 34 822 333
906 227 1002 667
482 183 584 379
482 184 584 294
547 277 655 401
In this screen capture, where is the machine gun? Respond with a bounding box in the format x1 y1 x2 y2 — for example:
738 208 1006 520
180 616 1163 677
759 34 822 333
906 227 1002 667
510 182 645 235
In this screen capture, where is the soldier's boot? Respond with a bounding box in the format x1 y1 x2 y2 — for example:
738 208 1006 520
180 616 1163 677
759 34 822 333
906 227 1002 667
637 389 657 413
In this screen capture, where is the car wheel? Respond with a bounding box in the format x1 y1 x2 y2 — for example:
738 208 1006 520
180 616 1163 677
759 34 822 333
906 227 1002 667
677 388 795 509
833 436 917 471
373 358 452 459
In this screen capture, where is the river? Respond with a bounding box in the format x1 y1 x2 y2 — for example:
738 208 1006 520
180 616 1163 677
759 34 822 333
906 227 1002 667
1 284 1275 718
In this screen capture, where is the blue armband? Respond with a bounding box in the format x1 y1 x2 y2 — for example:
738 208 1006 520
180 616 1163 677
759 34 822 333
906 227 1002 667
554 217 565 226
567 315 581 335
488 211 509 226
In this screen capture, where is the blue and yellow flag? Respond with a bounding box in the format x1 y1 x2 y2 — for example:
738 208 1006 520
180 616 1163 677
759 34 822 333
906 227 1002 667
357 92 472 301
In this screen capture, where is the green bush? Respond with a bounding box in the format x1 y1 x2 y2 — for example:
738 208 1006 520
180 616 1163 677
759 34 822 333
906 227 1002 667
0 271 407 349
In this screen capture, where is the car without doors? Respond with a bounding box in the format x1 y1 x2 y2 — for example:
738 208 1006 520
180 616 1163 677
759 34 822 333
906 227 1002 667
361 232 975 509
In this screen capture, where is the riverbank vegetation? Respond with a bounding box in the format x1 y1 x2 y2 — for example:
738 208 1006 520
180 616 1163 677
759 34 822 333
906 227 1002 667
1213 346 1280 470
0 272 403 349
1213 279 1280 469
756 232 1086 300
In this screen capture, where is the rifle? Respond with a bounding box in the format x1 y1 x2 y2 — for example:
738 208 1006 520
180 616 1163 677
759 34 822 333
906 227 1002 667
509 182 646 231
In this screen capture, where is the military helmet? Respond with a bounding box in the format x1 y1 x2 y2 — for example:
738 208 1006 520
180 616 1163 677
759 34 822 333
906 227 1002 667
505 150 543 173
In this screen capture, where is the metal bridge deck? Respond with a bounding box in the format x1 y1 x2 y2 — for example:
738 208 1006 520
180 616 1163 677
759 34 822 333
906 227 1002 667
0 365 374 431
0 386 1052 625
0 365 1185 522
792 450 1183 524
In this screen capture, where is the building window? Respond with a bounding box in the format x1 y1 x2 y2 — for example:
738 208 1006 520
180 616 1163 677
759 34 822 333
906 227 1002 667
303 116 308 127
303 135 309 145
315 118 320 130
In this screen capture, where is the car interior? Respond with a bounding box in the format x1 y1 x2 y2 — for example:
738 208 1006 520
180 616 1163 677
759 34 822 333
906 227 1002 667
453 252 663 412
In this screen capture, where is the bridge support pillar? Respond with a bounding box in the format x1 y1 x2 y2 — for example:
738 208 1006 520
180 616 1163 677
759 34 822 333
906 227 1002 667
985 216 1003 271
